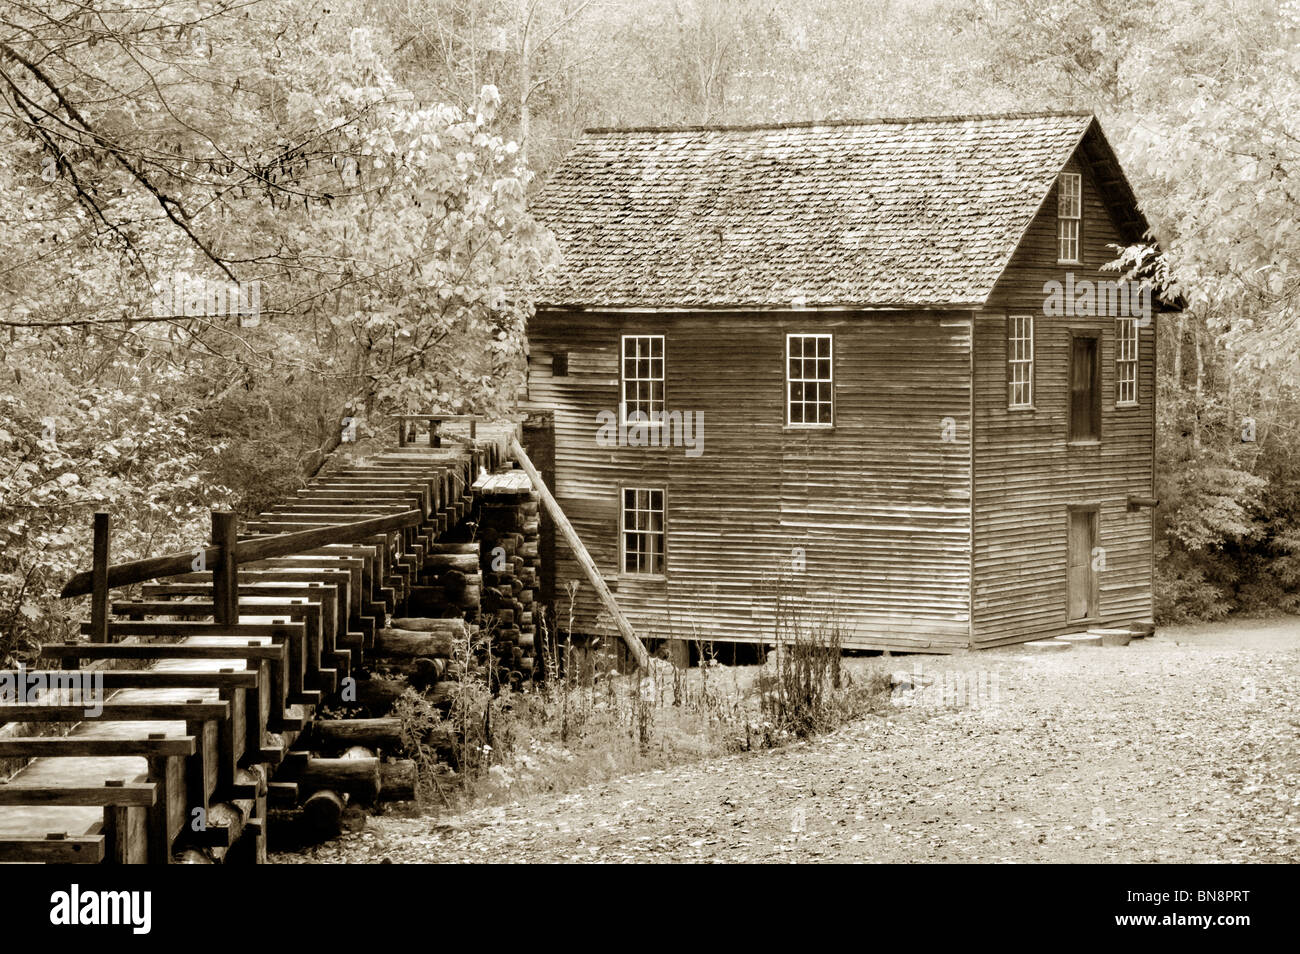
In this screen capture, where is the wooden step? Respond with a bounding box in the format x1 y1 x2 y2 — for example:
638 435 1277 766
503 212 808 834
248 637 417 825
1020 638 1071 653
1057 632 1102 647
1087 628 1133 647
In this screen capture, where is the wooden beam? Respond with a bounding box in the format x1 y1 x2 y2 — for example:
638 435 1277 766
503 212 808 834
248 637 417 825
0 701 229 721
0 736 195 757
78 621 301 639
61 510 421 597
0 781 158 807
0 669 257 690
40 643 284 662
0 835 104 863
212 511 239 625
390 413 482 445
90 512 110 642
507 436 649 669
311 718 403 750
109 600 316 619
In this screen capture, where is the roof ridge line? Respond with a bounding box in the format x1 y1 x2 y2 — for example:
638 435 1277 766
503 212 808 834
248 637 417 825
583 111 1095 136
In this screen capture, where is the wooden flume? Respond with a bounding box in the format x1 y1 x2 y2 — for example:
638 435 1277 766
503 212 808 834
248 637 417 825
0 416 642 862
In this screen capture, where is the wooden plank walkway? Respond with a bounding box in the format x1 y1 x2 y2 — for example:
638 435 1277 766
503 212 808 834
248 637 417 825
0 420 513 863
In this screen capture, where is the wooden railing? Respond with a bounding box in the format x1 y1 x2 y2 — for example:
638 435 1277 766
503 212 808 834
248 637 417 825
391 413 479 447
60 509 422 637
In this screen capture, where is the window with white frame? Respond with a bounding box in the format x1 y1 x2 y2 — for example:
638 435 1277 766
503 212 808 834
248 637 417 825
620 334 664 425
786 333 833 426
1116 316 1138 406
1008 314 1034 409
1058 172 1082 263
621 487 665 574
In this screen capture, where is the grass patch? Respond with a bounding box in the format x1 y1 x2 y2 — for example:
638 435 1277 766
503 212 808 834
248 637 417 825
393 584 891 810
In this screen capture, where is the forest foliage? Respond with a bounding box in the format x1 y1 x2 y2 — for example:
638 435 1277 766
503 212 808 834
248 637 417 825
2 0 1298 659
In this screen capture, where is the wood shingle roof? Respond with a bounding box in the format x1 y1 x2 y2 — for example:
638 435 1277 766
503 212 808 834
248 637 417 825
532 111 1135 309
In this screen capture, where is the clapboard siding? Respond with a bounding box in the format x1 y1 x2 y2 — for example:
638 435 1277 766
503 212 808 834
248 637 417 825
527 310 973 651
972 156 1156 644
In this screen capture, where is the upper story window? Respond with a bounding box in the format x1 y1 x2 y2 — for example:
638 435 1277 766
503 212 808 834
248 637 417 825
621 334 664 425
1116 317 1138 407
622 487 665 575
1069 333 1101 442
786 333 833 426
1058 172 1082 263
1007 314 1034 409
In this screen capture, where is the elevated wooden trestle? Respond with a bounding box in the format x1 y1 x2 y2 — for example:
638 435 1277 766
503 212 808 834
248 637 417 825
0 418 513 863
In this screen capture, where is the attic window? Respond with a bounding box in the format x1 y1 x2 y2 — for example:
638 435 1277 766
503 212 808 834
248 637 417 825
552 351 569 376
1058 172 1082 264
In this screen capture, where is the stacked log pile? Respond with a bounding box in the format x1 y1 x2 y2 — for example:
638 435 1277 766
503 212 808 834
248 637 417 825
268 615 472 846
475 470 541 683
407 542 482 622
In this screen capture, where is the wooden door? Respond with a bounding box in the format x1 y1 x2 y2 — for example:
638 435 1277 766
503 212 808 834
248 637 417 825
1067 508 1098 621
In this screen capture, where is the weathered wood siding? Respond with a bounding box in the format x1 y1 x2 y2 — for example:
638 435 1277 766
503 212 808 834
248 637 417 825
526 310 973 651
973 155 1156 645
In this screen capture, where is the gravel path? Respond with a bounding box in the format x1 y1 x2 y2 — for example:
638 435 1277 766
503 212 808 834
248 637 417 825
276 619 1300 863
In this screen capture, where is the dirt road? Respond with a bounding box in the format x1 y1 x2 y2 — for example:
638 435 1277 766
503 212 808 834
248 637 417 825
275 618 1300 863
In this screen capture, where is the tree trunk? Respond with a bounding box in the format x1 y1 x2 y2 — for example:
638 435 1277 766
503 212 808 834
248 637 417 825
1172 313 1184 388
1193 318 1205 450
519 56 530 164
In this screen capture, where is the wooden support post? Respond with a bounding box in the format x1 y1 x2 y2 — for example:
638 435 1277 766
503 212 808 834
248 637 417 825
397 419 407 447
253 791 268 864
146 747 174 865
103 802 131 864
217 686 238 791
90 512 110 643
186 717 212 821
430 419 441 448
507 436 650 670
246 661 270 757
212 511 239 625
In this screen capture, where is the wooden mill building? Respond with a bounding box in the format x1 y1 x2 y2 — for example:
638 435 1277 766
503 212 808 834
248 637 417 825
526 112 1165 652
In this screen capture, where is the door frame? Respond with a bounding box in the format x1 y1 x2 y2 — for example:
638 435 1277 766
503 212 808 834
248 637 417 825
1066 503 1101 623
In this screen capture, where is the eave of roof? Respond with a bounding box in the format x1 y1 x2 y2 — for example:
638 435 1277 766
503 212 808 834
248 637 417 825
582 109 1096 135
